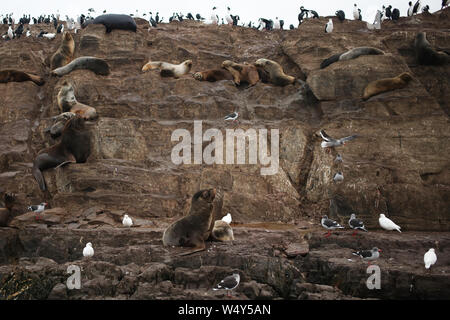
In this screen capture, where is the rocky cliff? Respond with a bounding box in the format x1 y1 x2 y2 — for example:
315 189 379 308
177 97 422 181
0 9 449 300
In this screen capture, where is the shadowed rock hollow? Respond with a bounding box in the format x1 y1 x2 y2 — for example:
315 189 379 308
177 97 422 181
0 9 449 300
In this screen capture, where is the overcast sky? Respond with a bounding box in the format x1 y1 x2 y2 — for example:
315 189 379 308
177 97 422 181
1 0 444 27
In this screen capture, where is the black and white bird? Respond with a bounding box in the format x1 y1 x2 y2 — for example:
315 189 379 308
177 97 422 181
320 129 358 152
56 23 64 33
353 4 361 20
334 153 343 163
413 0 422 14
325 18 333 33
122 214 133 227
392 8 400 20
28 202 48 220
309 10 319 18
274 17 280 29
213 273 240 297
224 111 239 122
83 242 94 258
379 213 401 232
7 25 13 39
422 5 430 13
348 213 368 235
352 247 381 265
321 215 344 237
289 24 295 30
333 172 344 182
424 248 437 270
26 28 31 37
443 0 450 9
385 5 393 19
226 7 233 25
408 1 414 16
336 10 346 22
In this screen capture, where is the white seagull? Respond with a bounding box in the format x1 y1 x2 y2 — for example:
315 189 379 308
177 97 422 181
83 242 94 258
424 248 437 270
379 213 401 232
226 7 233 25
8 26 14 39
222 213 232 224
325 19 333 33
122 214 133 227
42 33 56 39
353 4 361 20
213 273 240 297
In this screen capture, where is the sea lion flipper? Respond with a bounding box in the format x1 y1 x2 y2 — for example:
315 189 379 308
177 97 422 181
32 163 47 191
178 242 206 256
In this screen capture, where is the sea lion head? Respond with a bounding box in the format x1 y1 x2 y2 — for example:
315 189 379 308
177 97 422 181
183 60 193 71
193 72 203 80
222 60 233 68
399 72 413 82
193 188 216 203
63 31 73 41
254 58 270 68
63 114 85 131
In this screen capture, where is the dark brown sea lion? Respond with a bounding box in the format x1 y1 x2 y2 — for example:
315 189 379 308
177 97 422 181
0 69 45 86
221 60 260 87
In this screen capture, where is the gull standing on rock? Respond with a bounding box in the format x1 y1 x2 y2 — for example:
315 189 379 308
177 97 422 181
224 111 239 123
424 248 437 270
222 213 232 224
321 215 344 237
28 202 48 220
122 214 133 227
352 247 381 265
83 242 94 258
213 273 240 297
333 172 344 182
379 213 401 232
348 213 368 235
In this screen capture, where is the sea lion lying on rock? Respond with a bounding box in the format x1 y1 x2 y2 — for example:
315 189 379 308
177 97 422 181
82 14 137 33
0 69 45 86
320 47 385 69
162 189 216 255
51 57 110 76
142 60 193 78
210 220 234 241
193 69 234 82
254 58 296 86
221 60 260 87
362 72 413 100
32 116 91 191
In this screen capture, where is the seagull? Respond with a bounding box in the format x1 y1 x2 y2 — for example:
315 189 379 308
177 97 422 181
333 172 344 182
274 17 280 29
222 213 232 224
28 202 48 220
26 29 31 37
321 215 344 237
8 25 13 39
325 18 333 33
213 273 240 297
352 247 381 265
83 242 94 258
424 248 437 270
334 154 343 163
226 7 233 25
42 33 56 39
353 4 361 20
348 213 368 235
320 129 358 152
379 213 401 232
122 214 133 227
224 111 239 122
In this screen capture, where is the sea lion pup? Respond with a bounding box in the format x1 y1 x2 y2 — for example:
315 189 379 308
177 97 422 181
193 69 234 82
414 32 450 65
320 47 385 69
0 69 45 86
82 14 137 33
57 81 98 120
162 189 216 255
221 60 260 87
51 57 110 76
50 31 75 70
362 72 413 100
32 115 91 191
142 60 193 78
210 220 234 241
254 58 296 86
45 112 77 138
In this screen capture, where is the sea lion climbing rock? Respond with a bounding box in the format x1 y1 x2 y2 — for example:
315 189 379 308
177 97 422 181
57 81 98 120
50 31 75 70
414 32 450 65
162 189 216 255
32 116 91 191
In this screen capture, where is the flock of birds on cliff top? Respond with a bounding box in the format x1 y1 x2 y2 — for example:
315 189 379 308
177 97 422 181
1 1 450 40
0 2 447 297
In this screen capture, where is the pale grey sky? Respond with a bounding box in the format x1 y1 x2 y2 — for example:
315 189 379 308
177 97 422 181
1 0 445 27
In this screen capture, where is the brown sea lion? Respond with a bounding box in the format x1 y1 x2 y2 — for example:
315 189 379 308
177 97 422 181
193 69 234 82
50 31 75 70
210 220 235 241
414 32 450 65
51 57 110 76
162 189 216 255
362 72 413 100
32 116 91 191
57 81 98 120
142 60 193 78
221 60 260 87
0 69 45 86
254 58 296 86
45 112 77 138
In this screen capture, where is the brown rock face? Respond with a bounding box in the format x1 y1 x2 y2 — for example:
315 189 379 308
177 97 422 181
0 10 449 300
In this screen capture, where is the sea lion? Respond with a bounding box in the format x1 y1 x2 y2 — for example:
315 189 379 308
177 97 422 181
45 112 77 138
362 72 413 100
50 31 75 70
254 58 296 86
320 47 385 69
82 14 137 33
221 60 260 87
51 57 110 76
32 115 91 191
414 32 450 65
193 69 234 82
210 220 234 241
162 189 216 255
57 81 98 120
142 60 193 78
0 69 45 86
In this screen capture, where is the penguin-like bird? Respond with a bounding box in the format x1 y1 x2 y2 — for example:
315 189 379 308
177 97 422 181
325 18 333 33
